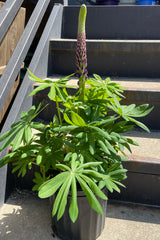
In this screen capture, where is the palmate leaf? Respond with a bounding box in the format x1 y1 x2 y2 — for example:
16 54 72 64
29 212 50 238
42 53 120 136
0 152 17 168
89 125 111 140
0 104 47 152
38 171 70 198
126 104 153 118
27 69 47 83
103 177 121 193
76 175 103 215
0 122 23 143
0 125 24 152
52 175 72 220
11 157 33 177
76 161 102 171
128 116 150 132
69 177 78 223
28 84 50 97
79 174 107 200
32 172 47 191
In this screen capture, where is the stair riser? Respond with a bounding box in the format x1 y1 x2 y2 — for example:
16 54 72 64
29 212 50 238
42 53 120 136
121 90 160 130
62 6 160 40
109 160 160 206
49 41 160 78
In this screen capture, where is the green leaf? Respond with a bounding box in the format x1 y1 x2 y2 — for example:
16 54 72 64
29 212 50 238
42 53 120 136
76 175 103 215
28 84 50 96
80 174 107 200
48 84 56 100
24 126 32 144
36 152 43 165
0 152 17 168
71 112 86 127
76 162 102 171
64 152 73 162
128 117 150 132
129 104 153 118
27 69 46 83
55 86 66 102
89 141 95 155
56 177 72 220
82 170 105 179
69 177 78 222
98 140 110 154
54 126 78 132
30 122 45 130
64 113 74 125
126 138 139 146
38 172 69 198
12 128 24 151
109 169 127 177
52 175 71 219
32 172 46 191
0 122 23 143
104 177 120 193
104 139 117 154
71 153 78 170
93 74 103 83
55 164 71 171
0 126 23 152
89 126 111 140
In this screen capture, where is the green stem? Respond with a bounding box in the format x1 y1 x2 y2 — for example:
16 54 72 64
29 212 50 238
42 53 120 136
55 95 62 125
79 74 86 101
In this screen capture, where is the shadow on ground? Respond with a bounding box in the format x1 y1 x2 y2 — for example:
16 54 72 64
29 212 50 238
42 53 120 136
107 201 160 224
0 191 54 240
0 191 160 240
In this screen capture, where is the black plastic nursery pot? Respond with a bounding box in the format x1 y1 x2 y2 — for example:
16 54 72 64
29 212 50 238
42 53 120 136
50 189 107 240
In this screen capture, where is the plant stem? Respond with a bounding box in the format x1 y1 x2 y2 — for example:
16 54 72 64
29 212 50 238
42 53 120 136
55 95 62 125
79 75 86 101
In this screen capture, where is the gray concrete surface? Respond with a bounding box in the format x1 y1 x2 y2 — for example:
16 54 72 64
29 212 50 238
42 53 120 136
0 190 160 240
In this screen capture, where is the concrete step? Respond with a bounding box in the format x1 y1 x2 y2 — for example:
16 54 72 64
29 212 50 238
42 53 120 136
109 130 160 206
48 38 160 78
33 75 160 130
1 186 160 240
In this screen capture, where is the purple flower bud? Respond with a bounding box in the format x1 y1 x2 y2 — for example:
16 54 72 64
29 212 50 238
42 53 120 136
76 5 88 80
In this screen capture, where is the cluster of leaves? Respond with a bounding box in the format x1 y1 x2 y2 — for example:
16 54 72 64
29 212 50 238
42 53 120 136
0 72 152 222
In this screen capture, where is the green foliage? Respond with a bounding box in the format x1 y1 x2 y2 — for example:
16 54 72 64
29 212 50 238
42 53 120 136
0 70 152 223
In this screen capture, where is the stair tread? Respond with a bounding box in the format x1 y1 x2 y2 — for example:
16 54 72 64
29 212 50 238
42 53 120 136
50 38 160 52
50 38 160 43
123 130 160 162
43 75 160 92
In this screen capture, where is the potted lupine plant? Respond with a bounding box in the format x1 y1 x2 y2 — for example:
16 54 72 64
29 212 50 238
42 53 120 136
0 4 152 240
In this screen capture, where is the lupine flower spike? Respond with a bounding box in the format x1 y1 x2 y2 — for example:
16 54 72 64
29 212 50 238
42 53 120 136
76 4 87 101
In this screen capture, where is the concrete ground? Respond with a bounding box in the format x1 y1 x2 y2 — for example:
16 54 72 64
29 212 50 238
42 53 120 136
0 190 160 240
